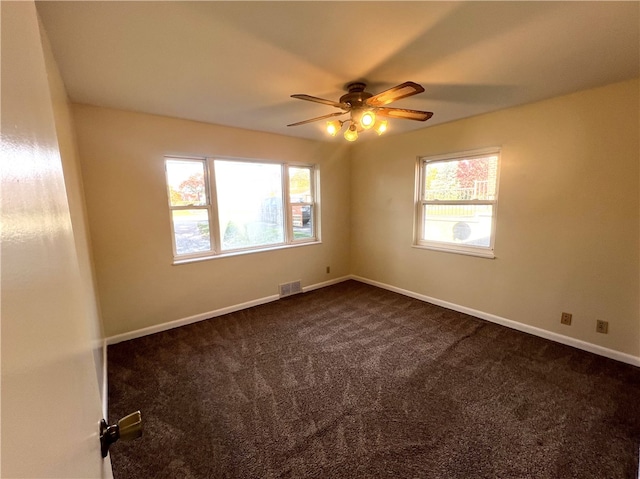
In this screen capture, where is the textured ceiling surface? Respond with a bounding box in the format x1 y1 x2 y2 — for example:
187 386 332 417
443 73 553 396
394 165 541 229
37 1 640 142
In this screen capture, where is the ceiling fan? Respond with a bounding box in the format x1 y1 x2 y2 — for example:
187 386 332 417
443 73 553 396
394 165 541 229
287 81 433 141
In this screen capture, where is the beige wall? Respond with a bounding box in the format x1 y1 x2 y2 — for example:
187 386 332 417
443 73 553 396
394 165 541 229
1 2 109 476
73 105 351 337
350 79 639 357
42 11 106 402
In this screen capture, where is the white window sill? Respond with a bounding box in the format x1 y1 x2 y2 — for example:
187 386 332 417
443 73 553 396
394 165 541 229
173 240 322 265
412 243 495 259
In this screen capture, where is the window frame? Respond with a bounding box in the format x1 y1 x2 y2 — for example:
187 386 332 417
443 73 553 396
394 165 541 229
286 165 317 244
165 155 320 263
414 147 500 258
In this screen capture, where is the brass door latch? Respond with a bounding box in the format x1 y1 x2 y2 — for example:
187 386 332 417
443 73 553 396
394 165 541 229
100 411 142 457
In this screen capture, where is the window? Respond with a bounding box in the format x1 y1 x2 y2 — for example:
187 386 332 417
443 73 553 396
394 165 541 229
415 147 500 258
166 157 318 262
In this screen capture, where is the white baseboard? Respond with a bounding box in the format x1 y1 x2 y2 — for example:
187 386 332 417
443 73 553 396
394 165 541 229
302 276 350 293
350 275 640 368
106 275 351 345
107 294 277 345
105 274 639 367
102 338 108 418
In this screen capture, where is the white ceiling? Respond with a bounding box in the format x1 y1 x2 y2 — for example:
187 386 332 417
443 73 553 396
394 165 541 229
37 1 639 142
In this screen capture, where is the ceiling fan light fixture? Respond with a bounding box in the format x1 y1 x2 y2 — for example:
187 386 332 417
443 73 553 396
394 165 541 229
289 81 432 141
326 120 342 136
344 123 358 142
374 119 388 135
360 110 376 130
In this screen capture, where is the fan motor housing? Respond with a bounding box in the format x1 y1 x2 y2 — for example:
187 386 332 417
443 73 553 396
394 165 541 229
339 82 372 108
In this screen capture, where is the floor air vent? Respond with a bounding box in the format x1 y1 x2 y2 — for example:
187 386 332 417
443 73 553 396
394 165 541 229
279 280 302 298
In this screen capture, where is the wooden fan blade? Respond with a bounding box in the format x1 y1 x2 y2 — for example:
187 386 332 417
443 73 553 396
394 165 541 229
376 107 433 122
287 111 346 127
291 94 347 109
366 81 425 107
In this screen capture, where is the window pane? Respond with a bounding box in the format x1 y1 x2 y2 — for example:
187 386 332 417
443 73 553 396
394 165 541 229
166 160 207 206
422 204 493 247
172 209 211 255
425 155 498 201
289 166 312 203
215 161 284 250
292 205 313 240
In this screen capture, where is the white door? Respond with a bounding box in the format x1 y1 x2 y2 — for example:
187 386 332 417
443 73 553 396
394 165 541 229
1 2 112 477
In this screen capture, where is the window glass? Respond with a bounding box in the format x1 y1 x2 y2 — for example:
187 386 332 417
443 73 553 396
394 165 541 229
425 157 497 201
289 166 314 241
289 166 312 202
291 205 314 239
422 204 494 247
214 160 285 251
166 159 207 206
172 209 211 255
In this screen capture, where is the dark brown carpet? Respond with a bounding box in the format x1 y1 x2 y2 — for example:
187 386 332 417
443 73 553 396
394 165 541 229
108 280 640 478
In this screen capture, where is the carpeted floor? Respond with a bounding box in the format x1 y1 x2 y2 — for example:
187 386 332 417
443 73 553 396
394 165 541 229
108 280 640 478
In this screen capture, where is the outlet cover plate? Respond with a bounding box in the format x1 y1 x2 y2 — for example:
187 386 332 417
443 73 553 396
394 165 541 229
596 320 609 334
